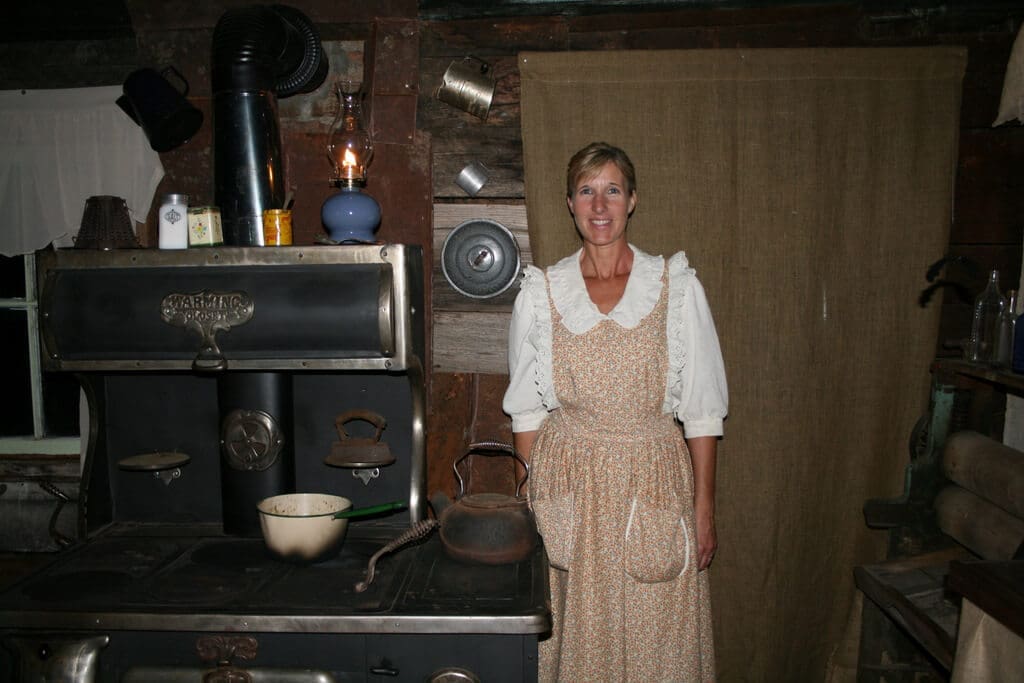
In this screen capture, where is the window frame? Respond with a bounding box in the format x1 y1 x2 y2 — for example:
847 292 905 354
0 252 79 455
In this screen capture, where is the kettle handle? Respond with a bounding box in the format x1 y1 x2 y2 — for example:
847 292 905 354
160 65 190 97
454 441 530 498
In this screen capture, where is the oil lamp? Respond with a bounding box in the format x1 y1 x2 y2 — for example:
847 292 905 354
321 83 381 243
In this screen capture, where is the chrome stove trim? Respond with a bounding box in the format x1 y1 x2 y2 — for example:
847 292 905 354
0 610 552 635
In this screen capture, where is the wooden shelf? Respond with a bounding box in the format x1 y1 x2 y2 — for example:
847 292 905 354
931 358 1024 394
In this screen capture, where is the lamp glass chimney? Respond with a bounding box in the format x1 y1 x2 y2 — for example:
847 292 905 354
326 83 373 185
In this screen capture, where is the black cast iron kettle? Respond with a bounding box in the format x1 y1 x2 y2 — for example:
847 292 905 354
430 441 538 565
354 441 539 592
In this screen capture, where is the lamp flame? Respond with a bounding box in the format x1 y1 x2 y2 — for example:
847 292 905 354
342 149 359 177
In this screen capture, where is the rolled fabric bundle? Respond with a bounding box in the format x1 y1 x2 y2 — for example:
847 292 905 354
935 484 1024 560
942 430 1024 520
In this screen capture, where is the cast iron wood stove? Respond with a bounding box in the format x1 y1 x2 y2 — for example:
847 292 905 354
0 245 549 682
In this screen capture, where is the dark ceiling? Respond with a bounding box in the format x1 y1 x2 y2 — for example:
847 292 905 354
6 1 133 42
5 0 1023 42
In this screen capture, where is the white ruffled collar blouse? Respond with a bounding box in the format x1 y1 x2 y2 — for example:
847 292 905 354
502 243 728 439
547 245 665 333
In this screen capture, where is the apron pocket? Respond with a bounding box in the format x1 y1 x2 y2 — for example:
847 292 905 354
624 498 690 583
532 493 574 570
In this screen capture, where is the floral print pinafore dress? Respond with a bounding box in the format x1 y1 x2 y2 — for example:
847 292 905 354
529 264 715 682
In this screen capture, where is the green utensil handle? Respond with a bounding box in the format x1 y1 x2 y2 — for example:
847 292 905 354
333 501 407 519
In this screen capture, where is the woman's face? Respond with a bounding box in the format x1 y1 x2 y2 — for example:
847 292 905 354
567 161 636 248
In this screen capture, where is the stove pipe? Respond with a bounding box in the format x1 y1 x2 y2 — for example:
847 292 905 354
212 4 327 245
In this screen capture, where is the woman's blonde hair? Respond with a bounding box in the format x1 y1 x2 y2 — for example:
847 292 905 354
566 142 637 198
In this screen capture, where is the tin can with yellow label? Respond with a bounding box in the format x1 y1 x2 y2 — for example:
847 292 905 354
188 206 223 247
262 209 293 246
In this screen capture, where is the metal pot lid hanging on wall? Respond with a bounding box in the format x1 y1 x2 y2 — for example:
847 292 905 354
441 218 521 299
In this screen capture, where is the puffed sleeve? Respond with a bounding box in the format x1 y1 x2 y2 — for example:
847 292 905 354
664 252 729 438
502 265 555 432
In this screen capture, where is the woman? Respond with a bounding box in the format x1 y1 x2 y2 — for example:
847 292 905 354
503 142 728 682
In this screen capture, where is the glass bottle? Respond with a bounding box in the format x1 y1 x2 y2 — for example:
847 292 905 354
968 269 1005 364
995 289 1017 368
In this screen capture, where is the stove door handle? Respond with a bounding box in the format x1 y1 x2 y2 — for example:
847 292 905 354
369 665 400 676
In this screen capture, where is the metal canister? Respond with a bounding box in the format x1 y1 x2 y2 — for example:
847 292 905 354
187 206 224 247
436 57 495 120
261 209 293 246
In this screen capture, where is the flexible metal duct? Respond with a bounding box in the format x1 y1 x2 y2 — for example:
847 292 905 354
212 4 327 245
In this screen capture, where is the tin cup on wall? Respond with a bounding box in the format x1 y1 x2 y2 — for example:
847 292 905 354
455 162 490 197
436 57 495 121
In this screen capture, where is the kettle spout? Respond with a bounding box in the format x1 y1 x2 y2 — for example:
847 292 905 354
430 492 453 517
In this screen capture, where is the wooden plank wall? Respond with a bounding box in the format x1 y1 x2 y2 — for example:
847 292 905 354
421 4 1024 494
421 3 1024 374
433 203 530 374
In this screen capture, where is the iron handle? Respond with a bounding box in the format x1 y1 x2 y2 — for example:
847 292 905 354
369 666 400 676
332 500 406 519
335 409 387 441
38 480 75 548
192 353 227 372
454 441 530 498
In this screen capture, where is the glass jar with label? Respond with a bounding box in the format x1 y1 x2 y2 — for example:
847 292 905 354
158 194 189 249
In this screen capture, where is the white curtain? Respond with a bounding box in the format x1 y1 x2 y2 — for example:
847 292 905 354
0 86 164 256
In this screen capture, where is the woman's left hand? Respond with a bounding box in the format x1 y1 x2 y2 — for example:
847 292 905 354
687 435 718 572
695 506 717 571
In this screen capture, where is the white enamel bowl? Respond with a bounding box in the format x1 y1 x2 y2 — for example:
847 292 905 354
257 493 353 562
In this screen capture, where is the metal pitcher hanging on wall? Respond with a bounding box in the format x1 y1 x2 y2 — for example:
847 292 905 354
436 56 495 120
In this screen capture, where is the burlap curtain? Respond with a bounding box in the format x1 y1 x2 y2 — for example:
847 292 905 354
519 48 965 681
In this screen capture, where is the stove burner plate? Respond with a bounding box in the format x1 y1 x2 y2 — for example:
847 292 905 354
21 570 132 602
256 536 416 613
142 538 289 606
0 526 552 635
190 539 275 567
